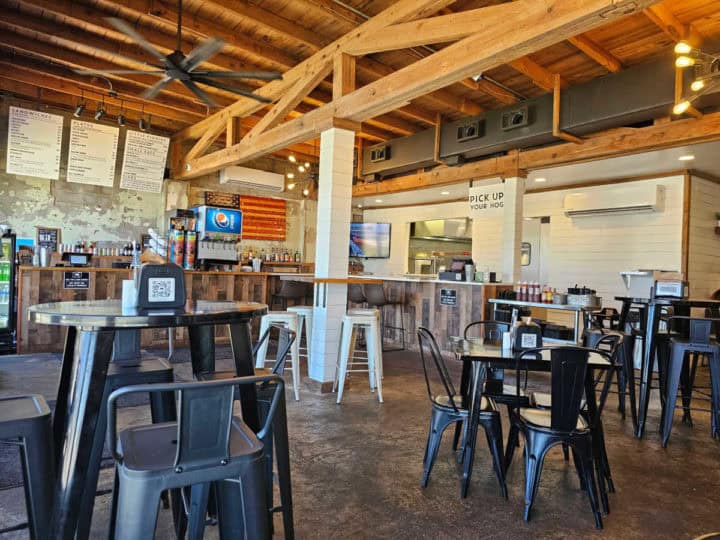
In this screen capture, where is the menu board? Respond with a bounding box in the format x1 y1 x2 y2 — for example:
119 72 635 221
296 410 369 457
36 227 60 253
119 130 170 193
6 106 63 180
67 120 119 187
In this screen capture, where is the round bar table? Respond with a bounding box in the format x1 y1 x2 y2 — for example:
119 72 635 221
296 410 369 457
28 299 267 539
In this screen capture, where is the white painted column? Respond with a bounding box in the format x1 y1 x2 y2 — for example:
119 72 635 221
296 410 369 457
501 177 525 284
310 127 355 383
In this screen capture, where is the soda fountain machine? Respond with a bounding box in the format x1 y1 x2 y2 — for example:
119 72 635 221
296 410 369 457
193 205 242 268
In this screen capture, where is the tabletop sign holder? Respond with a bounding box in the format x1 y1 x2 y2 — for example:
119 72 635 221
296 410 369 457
513 321 543 351
136 263 186 310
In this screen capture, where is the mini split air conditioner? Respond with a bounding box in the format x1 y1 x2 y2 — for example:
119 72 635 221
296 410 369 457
219 165 284 192
563 184 665 217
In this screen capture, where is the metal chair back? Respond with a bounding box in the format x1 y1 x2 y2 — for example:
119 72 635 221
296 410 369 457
348 283 366 304
463 320 509 345
364 283 388 306
277 280 308 300
417 327 459 412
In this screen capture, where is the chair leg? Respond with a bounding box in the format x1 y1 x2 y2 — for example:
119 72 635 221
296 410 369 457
19 421 55 540
421 409 454 488
571 447 587 491
617 364 627 418
504 423 520 473
661 346 685 448
335 323 352 404
187 483 211 540
522 432 549 523
114 474 161 540
483 415 507 499
680 354 693 426
369 322 384 403
561 443 570 462
108 467 120 540
255 316 271 369
290 318 301 401
575 437 603 529
708 351 720 440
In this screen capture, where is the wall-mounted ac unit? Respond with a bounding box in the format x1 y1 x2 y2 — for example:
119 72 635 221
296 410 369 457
219 166 284 192
563 184 665 217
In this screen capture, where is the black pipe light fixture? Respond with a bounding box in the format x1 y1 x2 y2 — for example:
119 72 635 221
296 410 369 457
73 90 85 117
94 97 106 120
673 40 720 115
117 101 126 126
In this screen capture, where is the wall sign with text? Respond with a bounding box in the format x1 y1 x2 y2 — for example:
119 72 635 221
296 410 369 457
63 271 90 290
468 184 506 216
440 288 457 306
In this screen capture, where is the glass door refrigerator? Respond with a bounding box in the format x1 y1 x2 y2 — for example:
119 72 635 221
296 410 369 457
0 232 16 354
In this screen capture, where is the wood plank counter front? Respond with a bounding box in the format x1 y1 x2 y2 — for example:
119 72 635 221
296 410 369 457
349 276 513 352
17 267 311 353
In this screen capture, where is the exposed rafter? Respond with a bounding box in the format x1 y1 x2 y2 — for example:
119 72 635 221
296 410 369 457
173 0 658 180
568 35 623 72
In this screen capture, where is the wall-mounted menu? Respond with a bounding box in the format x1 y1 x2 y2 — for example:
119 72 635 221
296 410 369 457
6 106 63 180
67 120 119 187
119 130 170 193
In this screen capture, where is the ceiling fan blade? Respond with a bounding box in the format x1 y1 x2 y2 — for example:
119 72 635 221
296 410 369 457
182 79 217 108
191 70 283 81
140 76 174 100
74 68 166 75
193 76 272 103
107 17 167 63
182 37 226 72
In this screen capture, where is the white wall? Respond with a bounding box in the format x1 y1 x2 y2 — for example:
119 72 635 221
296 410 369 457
688 176 720 299
363 175 685 310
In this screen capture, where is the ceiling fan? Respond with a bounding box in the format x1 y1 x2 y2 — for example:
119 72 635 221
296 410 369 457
74 0 282 108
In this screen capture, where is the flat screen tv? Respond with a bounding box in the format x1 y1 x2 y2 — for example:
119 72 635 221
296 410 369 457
349 222 391 258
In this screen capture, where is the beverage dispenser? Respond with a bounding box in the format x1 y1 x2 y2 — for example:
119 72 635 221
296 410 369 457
193 205 242 265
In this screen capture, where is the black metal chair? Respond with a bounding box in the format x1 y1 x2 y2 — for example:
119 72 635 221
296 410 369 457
365 283 406 351
504 346 606 529
417 327 506 499
272 280 309 310
107 376 285 539
659 316 720 447
0 394 55 540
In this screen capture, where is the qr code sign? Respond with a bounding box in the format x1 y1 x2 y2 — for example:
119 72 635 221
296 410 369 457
148 277 176 303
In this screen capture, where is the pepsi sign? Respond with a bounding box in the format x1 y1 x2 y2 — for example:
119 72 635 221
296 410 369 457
196 206 243 235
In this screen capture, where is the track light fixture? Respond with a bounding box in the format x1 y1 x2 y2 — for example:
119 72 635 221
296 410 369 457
94 98 105 120
673 41 720 116
117 101 125 126
74 90 85 117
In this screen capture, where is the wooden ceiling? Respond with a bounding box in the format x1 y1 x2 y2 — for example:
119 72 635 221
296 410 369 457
1 0 719 167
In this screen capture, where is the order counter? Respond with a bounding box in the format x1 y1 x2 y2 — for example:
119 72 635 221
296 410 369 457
16 266 312 353
350 275 512 351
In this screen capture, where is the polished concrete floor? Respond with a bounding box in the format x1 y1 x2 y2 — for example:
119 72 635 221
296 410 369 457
1 347 719 539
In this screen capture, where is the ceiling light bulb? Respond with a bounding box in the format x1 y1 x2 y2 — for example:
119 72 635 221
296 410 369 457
673 100 691 115
357 204 363 208
287 183 295 190
675 56 695 68
288 155 297 163
441 191 450 195
678 154 695 161
375 199 383 203
117 114 125 126
691 79 705 92
304 162 310 168
286 172 294 179
674 41 692 55
534 177 547 183
302 188 310 196
73 103 85 117
298 165 306 173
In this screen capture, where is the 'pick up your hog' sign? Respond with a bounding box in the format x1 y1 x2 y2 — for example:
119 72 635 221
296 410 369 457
468 184 505 216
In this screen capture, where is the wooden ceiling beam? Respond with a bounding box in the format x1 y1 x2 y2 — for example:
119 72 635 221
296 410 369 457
567 35 623 72
353 111 720 197
0 20 402 142
508 57 560 92
174 0 657 180
643 4 703 46
173 0 458 143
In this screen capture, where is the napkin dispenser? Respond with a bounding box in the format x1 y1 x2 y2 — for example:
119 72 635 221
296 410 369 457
653 280 688 299
512 320 543 351
136 263 186 310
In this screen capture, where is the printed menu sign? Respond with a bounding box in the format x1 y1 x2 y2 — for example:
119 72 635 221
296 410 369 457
36 227 60 252
119 130 170 193
67 120 119 187
6 106 63 180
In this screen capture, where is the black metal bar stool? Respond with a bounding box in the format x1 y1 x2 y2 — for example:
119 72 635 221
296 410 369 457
660 316 720 447
107 376 283 539
272 280 309 310
364 283 406 351
0 394 55 540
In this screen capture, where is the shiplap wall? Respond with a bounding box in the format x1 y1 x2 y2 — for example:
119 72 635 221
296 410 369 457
687 176 720 300
524 175 685 309
363 175 686 312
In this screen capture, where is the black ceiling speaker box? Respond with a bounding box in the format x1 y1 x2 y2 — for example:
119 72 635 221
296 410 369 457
362 128 436 178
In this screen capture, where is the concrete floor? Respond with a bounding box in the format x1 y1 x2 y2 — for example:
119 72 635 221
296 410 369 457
1 348 719 539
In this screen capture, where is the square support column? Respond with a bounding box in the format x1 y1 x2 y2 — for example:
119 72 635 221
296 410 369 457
501 177 525 284
310 127 355 383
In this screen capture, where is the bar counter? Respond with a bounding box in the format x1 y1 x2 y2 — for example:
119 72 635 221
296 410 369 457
17 266 312 353
349 275 512 351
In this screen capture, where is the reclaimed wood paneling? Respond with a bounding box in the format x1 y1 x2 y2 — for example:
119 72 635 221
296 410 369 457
240 196 287 241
